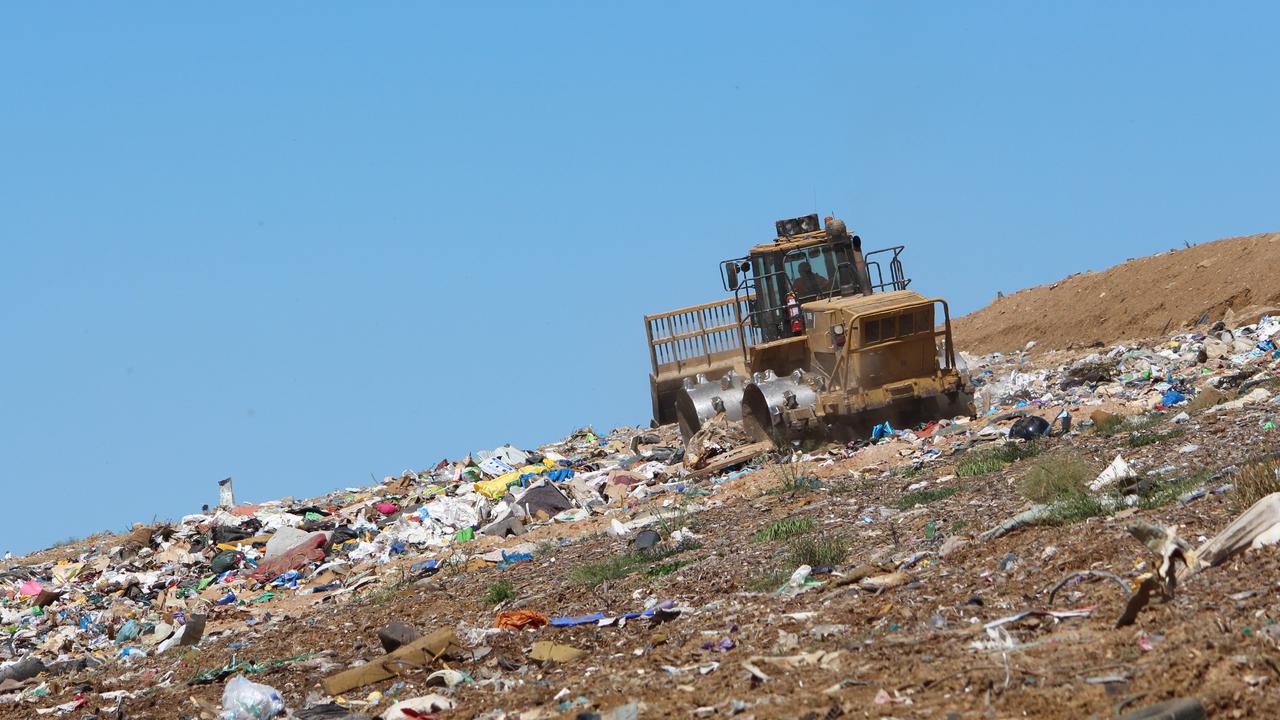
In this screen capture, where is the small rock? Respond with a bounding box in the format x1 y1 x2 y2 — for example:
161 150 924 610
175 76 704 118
378 622 421 653
632 529 662 552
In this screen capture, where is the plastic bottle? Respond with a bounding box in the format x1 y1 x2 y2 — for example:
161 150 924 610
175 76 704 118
218 675 285 720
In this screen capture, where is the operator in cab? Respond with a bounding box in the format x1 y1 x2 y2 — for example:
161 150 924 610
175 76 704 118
791 261 830 298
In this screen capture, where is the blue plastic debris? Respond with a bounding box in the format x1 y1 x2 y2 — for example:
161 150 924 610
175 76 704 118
550 612 607 627
411 558 440 575
871 421 895 441
550 600 676 627
497 551 533 569
1161 389 1187 406
115 619 140 644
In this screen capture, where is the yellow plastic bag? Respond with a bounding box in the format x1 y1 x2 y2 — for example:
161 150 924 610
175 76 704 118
474 459 554 499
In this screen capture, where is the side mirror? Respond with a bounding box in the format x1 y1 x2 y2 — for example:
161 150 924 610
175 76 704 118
726 263 739 291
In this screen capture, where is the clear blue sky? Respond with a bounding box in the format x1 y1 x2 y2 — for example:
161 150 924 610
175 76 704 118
2 3 1277 553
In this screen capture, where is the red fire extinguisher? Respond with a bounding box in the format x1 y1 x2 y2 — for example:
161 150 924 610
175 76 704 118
786 292 803 335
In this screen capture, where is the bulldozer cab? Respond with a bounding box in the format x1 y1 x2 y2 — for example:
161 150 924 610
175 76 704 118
723 214 909 343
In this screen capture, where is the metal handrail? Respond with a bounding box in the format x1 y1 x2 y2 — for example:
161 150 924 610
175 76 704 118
645 295 756 375
864 246 911 292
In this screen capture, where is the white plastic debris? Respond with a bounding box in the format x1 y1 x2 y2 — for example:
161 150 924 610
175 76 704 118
1090 454 1137 492
382 694 454 719
218 477 236 509
787 565 812 587
669 527 700 544
218 675 285 720
478 456 515 477
262 527 311 561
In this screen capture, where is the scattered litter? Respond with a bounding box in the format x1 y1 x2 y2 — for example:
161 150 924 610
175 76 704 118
218 675 285 720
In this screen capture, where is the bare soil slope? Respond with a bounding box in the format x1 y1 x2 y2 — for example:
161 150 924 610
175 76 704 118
954 232 1280 354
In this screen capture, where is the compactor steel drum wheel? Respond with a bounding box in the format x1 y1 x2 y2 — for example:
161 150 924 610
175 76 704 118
741 369 820 444
675 370 745 441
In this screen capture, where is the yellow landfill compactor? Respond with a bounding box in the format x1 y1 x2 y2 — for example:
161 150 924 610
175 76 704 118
643 214 974 445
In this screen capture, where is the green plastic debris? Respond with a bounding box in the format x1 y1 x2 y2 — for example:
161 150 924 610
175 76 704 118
1265 421 1276 431
456 527 474 542
190 652 317 685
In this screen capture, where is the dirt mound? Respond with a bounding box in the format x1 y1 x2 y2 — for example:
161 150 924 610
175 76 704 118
954 232 1280 354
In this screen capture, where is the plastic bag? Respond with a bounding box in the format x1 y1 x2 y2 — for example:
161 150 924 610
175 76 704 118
219 675 285 720
871 421 895 441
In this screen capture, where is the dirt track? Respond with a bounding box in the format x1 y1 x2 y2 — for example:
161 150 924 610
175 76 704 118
954 232 1280 354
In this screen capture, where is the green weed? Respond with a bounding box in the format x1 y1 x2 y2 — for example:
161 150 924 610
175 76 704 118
787 535 849 568
571 542 702 587
747 568 791 593
895 485 963 509
484 580 516 605
1040 494 1113 525
956 442 1041 477
893 465 925 479
1138 470 1212 510
1017 453 1116 525
571 555 639 586
1019 454 1094 504
1232 458 1280 512
956 455 1005 477
1126 429 1185 448
646 561 689 578
751 518 817 543
362 574 412 605
766 461 823 495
